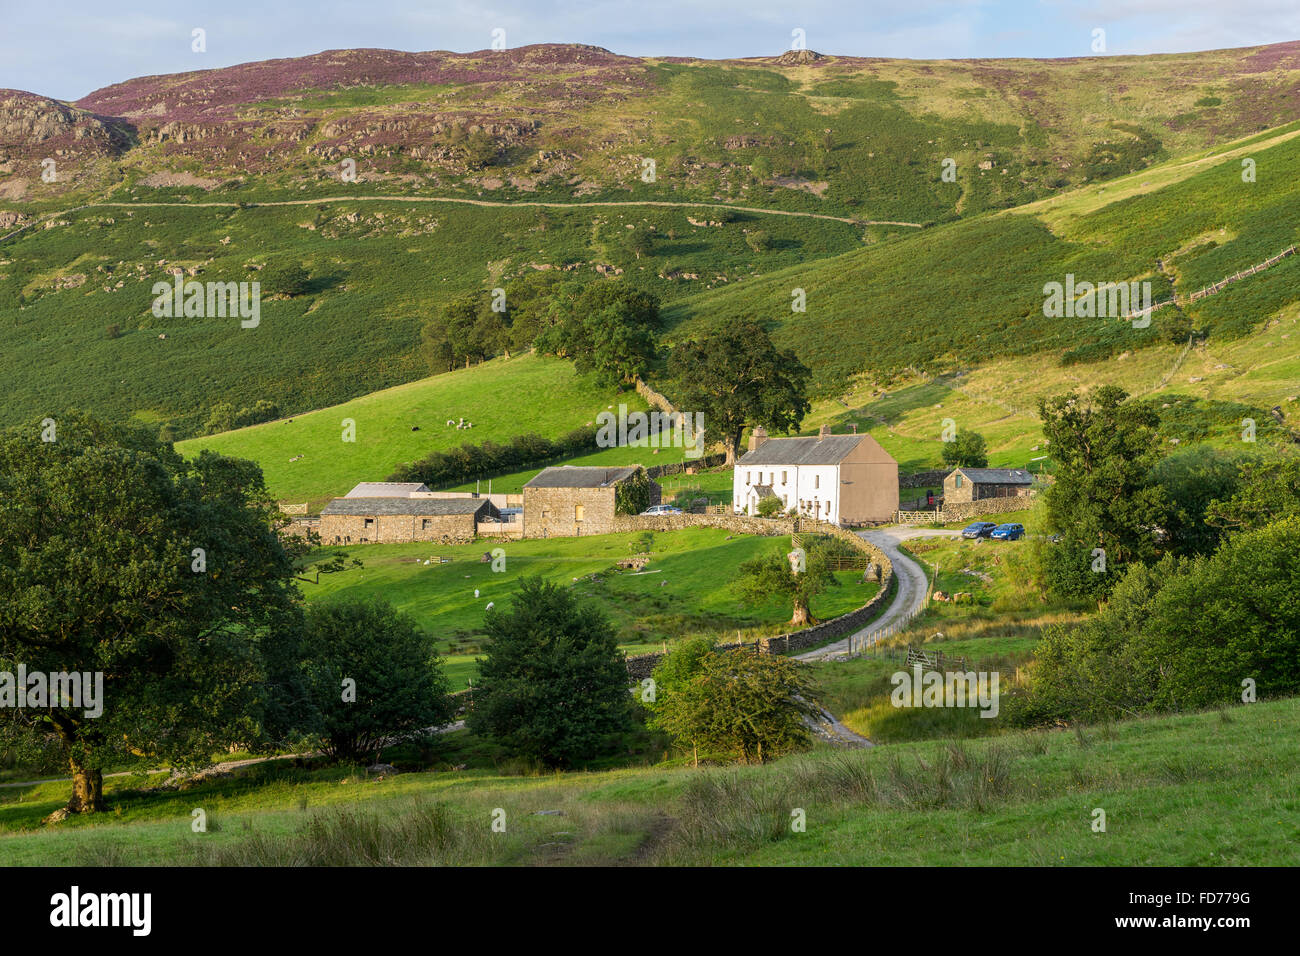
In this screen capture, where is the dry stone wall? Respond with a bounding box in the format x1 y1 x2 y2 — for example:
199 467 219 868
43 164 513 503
940 496 1033 522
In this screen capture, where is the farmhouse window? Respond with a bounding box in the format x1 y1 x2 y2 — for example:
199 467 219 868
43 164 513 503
814 475 820 489
747 471 752 484
781 470 787 484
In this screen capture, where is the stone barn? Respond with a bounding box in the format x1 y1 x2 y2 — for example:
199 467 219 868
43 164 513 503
522 465 656 537
942 467 1035 504
318 496 496 544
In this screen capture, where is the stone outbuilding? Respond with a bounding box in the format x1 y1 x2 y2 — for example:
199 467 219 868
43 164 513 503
318 496 496 544
942 467 1035 504
522 465 657 537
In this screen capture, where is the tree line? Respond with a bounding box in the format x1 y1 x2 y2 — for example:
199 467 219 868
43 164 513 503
1004 386 1300 724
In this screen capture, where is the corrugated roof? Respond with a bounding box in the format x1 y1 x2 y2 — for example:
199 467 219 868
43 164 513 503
524 466 640 489
344 482 431 498
321 497 488 517
737 434 869 466
953 468 1034 484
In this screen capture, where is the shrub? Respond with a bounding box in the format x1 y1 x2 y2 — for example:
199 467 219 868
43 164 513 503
297 598 454 763
651 650 821 764
467 578 632 767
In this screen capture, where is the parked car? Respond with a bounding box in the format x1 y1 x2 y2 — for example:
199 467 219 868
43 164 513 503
641 504 683 516
990 523 1025 541
961 521 999 539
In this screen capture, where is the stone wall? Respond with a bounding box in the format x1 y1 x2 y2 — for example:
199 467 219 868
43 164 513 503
611 512 795 537
899 469 950 489
318 511 480 545
644 453 727 479
634 377 676 414
939 495 1034 522
522 485 619 538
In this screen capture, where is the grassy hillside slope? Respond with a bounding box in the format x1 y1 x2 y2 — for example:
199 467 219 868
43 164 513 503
663 122 1300 396
2 695 1295 865
0 199 862 437
175 352 642 507
6 42 1300 440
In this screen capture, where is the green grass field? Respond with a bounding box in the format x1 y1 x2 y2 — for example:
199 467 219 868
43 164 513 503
300 526 878 687
175 352 652 508
3 695 1295 865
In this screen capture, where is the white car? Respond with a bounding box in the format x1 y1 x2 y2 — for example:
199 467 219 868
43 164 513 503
641 504 683 516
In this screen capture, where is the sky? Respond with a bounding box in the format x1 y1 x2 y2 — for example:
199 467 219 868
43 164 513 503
3 0 1298 101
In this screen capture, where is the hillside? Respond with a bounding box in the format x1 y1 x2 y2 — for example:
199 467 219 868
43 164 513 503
7 41 1300 217
5 42 1300 444
174 351 650 507
664 121 1300 398
2 694 1296 865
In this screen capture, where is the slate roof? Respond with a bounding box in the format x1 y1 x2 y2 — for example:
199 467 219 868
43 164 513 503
321 497 488 517
344 482 431 498
736 435 869 466
524 466 641 489
953 468 1034 485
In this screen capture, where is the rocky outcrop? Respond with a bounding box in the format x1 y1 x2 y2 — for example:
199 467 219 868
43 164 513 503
0 90 131 161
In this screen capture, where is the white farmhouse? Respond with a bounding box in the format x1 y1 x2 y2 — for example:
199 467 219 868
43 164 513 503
732 425 899 525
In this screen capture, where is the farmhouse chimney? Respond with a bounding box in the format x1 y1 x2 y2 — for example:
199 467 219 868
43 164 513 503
818 424 831 439
748 426 769 452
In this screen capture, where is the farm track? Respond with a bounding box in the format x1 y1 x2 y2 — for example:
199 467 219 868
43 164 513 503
796 527 957 665
0 195 924 245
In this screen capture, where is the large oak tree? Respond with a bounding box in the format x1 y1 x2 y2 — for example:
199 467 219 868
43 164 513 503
0 414 300 814
668 319 811 464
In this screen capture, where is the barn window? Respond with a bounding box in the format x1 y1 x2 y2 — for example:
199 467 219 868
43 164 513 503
955 474 963 489
364 518 375 529
421 519 432 530
575 504 585 522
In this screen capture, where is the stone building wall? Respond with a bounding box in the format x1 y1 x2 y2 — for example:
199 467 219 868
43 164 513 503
522 486 619 537
318 511 480 545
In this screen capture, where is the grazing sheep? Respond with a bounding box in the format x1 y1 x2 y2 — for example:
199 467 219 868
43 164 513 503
485 602 495 610
474 589 480 598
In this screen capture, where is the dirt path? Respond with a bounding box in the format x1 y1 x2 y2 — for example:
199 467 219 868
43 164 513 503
0 195 923 244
